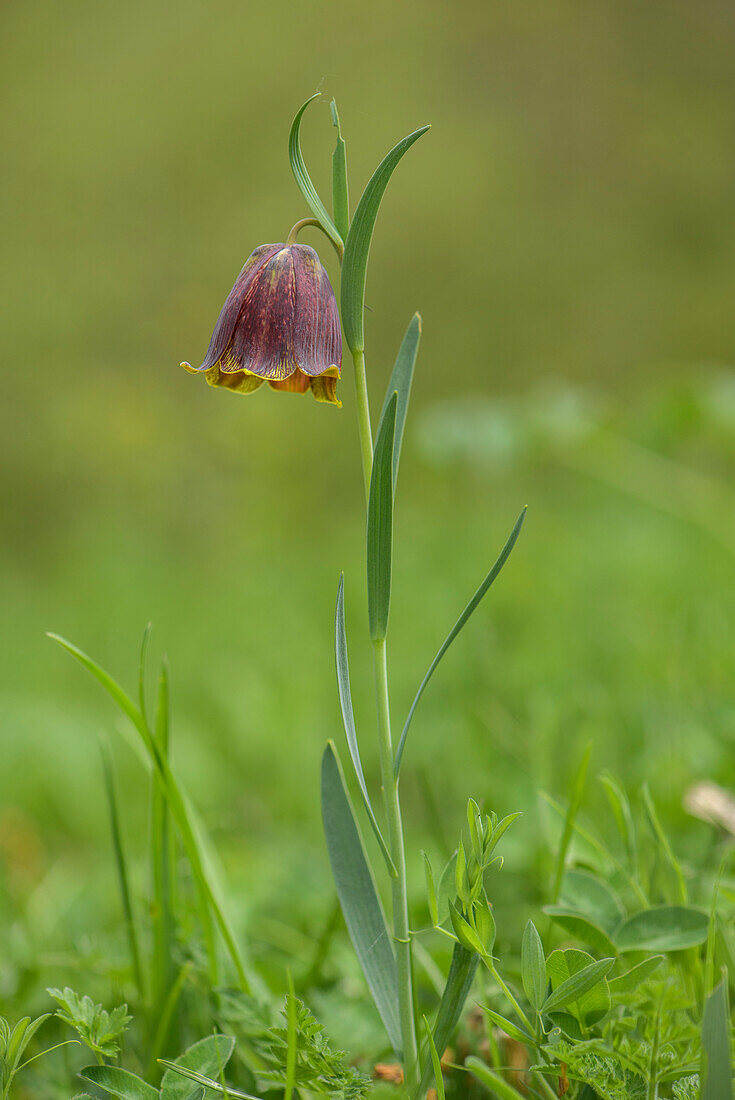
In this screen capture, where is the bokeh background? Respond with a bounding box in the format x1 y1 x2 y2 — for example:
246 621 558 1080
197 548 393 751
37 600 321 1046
2 0 734 1000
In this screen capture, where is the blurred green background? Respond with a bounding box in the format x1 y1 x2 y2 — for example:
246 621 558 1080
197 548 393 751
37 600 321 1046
1 0 734 995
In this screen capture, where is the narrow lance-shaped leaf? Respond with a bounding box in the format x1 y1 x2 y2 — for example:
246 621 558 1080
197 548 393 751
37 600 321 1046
335 575 396 875
378 312 421 490
418 943 478 1095
320 742 401 1054
341 125 430 354
288 93 343 251
394 506 527 775
330 99 349 241
522 920 547 1013
367 393 397 642
422 1016 446 1100
541 957 615 1015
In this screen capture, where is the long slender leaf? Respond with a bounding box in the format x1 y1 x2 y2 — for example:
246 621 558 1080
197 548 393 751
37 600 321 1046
334 575 395 873
320 741 401 1053
700 978 734 1100
288 93 343 251
379 312 421 490
395 507 527 775
367 393 397 642
330 99 349 241
418 943 478 1094
158 1061 259 1100
100 739 143 998
48 634 252 992
465 1057 528 1100
341 125 430 354
551 742 591 903
422 1015 445 1100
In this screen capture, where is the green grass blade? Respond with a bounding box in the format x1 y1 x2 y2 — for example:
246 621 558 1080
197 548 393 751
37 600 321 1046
341 125 430 354
367 393 397 642
378 313 421 491
100 738 144 1000
418 943 478 1095
641 782 688 905
320 741 401 1054
700 978 733 1100
334 576 395 874
49 634 252 993
288 93 343 251
138 623 152 730
151 659 176 1049
551 742 591 904
395 507 527 775
465 1057 526 1100
330 99 349 241
422 1015 445 1100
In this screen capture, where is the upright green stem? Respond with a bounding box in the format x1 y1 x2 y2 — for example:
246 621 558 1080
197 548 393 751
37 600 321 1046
374 637 419 1090
350 345 418 1089
351 349 374 502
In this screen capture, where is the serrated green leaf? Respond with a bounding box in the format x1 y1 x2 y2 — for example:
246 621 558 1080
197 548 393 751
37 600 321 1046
330 100 349 241
394 508 527 775
522 920 547 1012
615 905 708 953
334 576 394 873
341 125 430 354
366 393 397 641
378 313 421 491
288 93 343 251
701 978 734 1100
542 952 614 1016
79 1065 159 1100
320 742 400 1053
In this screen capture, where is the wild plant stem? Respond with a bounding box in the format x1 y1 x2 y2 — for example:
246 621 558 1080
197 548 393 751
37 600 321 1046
351 349 373 502
374 637 419 1091
350 346 418 1089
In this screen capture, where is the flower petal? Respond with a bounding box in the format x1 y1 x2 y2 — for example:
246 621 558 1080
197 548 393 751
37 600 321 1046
204 364 264 395
195 244 283 372
229 247 300 379
310 372 341 406
268 369 311 394
291 245 342 378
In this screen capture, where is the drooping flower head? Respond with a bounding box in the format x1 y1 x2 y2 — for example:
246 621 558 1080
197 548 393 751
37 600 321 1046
183 243 342 405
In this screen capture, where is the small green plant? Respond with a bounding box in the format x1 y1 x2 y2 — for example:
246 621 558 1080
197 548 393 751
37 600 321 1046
0 1011 72 1100
48 987 131 1062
